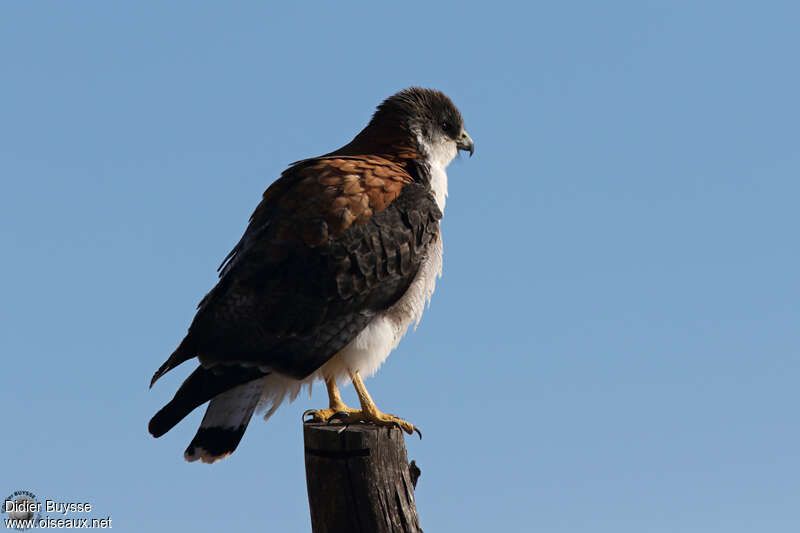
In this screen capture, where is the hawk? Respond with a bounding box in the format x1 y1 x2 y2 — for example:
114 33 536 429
149 88 474 463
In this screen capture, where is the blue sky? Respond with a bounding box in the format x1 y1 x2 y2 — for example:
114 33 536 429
2 2 799 531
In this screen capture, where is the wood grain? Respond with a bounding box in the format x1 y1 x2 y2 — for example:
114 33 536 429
304 423 421 533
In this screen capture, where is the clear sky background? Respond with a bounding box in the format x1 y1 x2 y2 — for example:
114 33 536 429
2 2 799 532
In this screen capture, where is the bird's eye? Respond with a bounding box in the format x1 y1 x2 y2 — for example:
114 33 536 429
440 120 450 132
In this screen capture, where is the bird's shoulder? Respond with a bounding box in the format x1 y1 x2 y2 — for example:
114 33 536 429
217 155 419 276
267 154 416 243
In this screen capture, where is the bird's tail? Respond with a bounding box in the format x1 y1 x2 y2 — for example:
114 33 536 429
148 364 266 439
184 378 266 463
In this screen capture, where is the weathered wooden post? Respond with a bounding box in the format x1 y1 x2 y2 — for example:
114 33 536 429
303 422 422 533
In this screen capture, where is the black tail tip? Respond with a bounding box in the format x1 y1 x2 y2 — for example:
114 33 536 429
184 426 248 464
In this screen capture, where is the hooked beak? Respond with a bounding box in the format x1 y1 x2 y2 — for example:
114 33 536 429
457 130 474 157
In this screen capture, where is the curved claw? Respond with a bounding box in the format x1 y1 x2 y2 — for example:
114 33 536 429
390 420 422 439
302 409 317 422
326 411 351 424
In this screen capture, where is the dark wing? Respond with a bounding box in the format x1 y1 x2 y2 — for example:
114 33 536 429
151 155 441 384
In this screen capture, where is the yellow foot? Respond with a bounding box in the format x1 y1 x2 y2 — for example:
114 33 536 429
331 409 422 439
303 405 359 423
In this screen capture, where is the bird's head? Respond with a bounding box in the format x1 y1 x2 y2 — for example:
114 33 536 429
346 88 474 166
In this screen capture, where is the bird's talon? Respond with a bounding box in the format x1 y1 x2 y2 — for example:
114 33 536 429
326 411 351 424
414 427 422 439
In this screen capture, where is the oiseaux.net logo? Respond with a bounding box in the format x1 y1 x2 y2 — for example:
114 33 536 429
3 490 112 530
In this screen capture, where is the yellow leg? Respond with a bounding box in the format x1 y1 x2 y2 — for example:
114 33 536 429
304 373 420 437
305 377 358 422
347 371 420 437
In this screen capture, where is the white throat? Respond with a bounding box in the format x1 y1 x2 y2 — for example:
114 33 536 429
417 134 457 212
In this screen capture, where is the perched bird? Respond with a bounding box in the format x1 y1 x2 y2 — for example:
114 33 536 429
149 88 474 463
